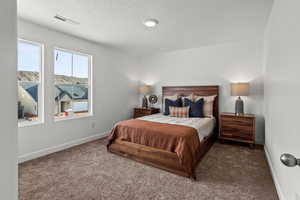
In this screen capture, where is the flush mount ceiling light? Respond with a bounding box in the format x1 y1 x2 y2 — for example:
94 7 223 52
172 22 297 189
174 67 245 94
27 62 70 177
54 14 80 25
143 19 159 28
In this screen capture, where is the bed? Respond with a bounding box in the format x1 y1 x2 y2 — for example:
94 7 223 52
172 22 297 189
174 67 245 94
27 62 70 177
107 86 219 179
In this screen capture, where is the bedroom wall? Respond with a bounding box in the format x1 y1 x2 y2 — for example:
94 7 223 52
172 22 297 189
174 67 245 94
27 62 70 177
18 19 140 161
264 0 300 199
0 0 18 199
138 39 265 144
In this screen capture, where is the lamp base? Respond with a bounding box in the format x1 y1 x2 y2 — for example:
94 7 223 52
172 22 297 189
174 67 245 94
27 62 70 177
235 96 244 115
142 95 148 108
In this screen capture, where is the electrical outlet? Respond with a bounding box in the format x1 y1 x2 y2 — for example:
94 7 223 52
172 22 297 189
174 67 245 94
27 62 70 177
296 193 300 200
91 122 96 129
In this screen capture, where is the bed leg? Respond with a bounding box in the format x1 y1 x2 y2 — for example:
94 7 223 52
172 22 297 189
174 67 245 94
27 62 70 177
191 173 197 181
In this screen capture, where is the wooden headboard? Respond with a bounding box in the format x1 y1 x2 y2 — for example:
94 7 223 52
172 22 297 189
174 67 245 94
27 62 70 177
162 85 219 133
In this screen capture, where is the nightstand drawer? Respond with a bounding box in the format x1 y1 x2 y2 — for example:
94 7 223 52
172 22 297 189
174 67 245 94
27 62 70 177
221 124 253 134
135 110 151 115
133 108 160 118
220 126 253 138
134 113 149 118
221 116 253 127
220 131 253 140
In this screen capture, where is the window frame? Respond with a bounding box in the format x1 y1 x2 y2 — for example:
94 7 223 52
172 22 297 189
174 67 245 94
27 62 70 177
53 47 93 122
18 38 45 128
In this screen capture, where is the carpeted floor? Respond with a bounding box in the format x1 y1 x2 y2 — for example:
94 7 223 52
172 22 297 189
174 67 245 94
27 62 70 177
19 139 279 200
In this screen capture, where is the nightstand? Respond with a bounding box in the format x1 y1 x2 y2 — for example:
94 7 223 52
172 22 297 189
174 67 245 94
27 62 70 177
219 112 256 148
133 107 160 118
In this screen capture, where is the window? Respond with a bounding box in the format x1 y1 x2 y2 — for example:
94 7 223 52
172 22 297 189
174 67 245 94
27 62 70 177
18 40 43 125
54 48 92 120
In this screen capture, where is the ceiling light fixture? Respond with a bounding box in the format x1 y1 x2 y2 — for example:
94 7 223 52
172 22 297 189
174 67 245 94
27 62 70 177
54 14 80 25
143 19 159 28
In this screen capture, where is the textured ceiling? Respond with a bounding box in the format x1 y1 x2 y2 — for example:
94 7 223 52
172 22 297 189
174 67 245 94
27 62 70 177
18 0 273 55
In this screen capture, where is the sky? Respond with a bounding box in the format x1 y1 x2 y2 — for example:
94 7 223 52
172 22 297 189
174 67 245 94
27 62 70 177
18 41 40 72
18 41 89 78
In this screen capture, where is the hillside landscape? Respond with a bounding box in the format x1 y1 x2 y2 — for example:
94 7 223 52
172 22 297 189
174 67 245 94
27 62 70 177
18 71 88 84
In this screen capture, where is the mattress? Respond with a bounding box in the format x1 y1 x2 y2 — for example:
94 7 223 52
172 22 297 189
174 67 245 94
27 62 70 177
138 113 215 142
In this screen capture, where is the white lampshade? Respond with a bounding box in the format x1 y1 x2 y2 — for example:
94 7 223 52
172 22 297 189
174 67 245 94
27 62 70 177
231 83 249 96
139 85 152 95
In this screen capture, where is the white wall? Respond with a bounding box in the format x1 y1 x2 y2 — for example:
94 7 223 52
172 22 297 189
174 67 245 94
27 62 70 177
18 19 139 160
264 0 300 199
0 0 18 199
138 39 265 144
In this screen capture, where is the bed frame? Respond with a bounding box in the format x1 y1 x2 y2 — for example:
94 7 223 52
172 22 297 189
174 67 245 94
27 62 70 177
108 85 219 179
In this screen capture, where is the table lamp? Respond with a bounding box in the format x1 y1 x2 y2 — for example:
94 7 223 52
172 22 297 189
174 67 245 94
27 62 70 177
231 82 249 115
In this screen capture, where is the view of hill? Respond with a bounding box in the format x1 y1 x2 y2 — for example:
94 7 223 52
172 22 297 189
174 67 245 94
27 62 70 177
18 71 88 84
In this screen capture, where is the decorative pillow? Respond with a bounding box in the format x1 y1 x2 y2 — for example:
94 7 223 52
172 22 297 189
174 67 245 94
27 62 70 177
193 95 216 117
169 106 189 118
162 94 178 113
164 98 182 115
183 98 204 118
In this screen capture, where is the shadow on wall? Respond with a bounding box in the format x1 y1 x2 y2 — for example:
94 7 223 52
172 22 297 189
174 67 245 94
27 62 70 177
249 75 265 143
108 69 140 124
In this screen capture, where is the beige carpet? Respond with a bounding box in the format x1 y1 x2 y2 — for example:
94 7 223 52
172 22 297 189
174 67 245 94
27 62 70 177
19 139 278 200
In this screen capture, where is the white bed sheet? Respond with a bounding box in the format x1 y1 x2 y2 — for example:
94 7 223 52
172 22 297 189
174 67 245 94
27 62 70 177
138 113 215 142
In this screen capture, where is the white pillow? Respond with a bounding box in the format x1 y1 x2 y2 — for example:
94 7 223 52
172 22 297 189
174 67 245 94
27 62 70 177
193 95 217 117
181 94 193 102
164 94 178 101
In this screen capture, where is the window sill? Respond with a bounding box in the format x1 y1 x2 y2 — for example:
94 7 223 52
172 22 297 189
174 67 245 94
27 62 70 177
54 113 93 122
18 120 44 128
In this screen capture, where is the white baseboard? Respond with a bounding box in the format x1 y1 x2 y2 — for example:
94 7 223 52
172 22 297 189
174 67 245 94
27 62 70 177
18 131 110 163
264 146 286 200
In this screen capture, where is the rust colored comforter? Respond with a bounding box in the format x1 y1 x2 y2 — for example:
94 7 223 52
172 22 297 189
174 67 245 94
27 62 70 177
107 119 201 175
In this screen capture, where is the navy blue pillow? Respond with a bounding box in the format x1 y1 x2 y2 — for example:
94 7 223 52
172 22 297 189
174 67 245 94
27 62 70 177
164 98 182 115
183 98 204 117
